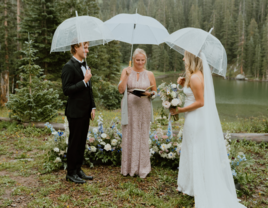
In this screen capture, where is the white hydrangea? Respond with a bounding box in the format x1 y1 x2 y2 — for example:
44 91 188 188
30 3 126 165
171 84 177 89
104 144 112 151
167 143 172 149
152 146 159 152
162 101 171 109
161 153 167 158
149 148 155 157
53 147 59 152
171 98 182 106
176 143 182 154
93 128 98 134
171 91 177 98
90 146 97 152
111 139 117 146
178 129 183 139
101 133 107 139
54 157 61 163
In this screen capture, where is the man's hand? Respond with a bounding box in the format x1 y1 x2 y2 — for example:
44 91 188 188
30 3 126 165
84 69 92 83
91 109 95 121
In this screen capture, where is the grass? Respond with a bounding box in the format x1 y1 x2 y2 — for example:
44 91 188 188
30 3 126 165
0 121 267 207
1 107 267 133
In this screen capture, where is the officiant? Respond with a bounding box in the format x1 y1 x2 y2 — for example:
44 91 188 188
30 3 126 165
61 41 96 184
118 48 157 178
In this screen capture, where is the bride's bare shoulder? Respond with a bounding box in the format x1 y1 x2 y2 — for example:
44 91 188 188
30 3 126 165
190 73 203 87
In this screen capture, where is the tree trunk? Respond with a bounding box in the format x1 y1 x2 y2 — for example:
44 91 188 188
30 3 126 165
0 71 9 105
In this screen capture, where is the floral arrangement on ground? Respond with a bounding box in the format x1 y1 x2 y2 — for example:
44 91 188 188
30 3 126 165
43 114 253 187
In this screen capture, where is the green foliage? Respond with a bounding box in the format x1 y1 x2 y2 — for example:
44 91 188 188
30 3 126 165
19 0 69 76
0 0 17 76
6 39 63 122
92 78 123 110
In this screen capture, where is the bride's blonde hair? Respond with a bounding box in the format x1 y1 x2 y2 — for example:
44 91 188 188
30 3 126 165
184 51 203 87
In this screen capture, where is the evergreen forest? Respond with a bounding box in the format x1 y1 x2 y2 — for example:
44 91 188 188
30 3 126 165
0 0 268 106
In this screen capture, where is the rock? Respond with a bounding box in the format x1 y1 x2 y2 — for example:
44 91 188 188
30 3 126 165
11 204 17 207
235 74 245 80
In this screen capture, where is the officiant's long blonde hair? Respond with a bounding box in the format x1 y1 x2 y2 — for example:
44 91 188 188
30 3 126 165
184 51 203 87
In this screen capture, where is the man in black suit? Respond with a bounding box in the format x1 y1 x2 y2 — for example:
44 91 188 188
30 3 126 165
61 41 95 184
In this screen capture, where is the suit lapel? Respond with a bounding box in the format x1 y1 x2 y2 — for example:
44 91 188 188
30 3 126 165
71 57 84 79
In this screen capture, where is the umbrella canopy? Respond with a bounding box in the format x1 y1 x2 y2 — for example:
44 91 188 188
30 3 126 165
165 27 227 77
104 12 169 66
51 15 113 53
104 13 169 45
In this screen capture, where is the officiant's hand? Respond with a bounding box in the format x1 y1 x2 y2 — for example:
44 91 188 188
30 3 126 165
177 77 185 86
91 109 95 121
84 69 92 83
125 67 132 76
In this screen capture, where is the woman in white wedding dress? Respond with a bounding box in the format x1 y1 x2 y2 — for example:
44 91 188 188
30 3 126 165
170 51 246 208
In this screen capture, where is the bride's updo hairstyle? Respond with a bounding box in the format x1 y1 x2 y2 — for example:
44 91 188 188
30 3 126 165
184 51 203 87
132 48 147 69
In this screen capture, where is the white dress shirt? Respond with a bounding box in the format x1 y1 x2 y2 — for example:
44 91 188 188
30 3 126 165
72 56 95 110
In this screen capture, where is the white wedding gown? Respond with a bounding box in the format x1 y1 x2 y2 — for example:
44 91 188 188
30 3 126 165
177 54 246 208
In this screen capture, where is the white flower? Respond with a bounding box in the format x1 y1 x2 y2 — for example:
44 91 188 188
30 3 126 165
161 153 167 158
101 133 107 139
52 131 58 135
225 131 231 140
171 91 177 98
176 143 182 154
171 98 182 106
152 146 159 152
90 146 97 152
93 128 98 134
160 144 167 151
162 101 171 109
167 89 170 95
167 152 176 159
111 139 118 146
100 142 106 146
59 150 65 156
54 157 61 163
150 148 155 157
171 84 177 89
167 143 172 149
104 144 112 151
148 139 152 145
53 147 59 152
65 137 68 145
178 129 183 139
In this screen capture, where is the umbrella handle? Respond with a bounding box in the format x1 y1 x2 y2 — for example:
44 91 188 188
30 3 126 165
129 61 132 67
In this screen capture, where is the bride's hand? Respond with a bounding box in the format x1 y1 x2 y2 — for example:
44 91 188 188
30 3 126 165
170 108 178 115
177 77 185 86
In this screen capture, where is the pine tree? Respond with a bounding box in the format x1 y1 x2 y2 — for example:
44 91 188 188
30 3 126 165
0 0 17 76
261 15 268 80
6 39 63 122
236 10 246 74
253 44 261 79
19 0 68 76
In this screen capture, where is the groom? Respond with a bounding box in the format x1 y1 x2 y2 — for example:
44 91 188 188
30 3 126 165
61 41 96 184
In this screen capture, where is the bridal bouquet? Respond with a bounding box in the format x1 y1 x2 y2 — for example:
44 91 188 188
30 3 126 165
157 82 185 121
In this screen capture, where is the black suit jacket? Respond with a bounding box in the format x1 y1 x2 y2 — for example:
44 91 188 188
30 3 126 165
61 57 96 119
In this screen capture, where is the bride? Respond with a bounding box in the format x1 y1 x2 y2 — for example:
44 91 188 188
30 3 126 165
170 51 246 208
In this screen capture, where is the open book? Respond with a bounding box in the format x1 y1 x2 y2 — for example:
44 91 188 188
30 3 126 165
130 85 154 97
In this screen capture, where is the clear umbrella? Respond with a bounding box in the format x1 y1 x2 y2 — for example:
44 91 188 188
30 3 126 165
51 12 114 64
165 27 227 77
104 11 169 66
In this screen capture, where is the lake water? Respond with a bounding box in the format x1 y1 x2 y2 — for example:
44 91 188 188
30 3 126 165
154 74 268 121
